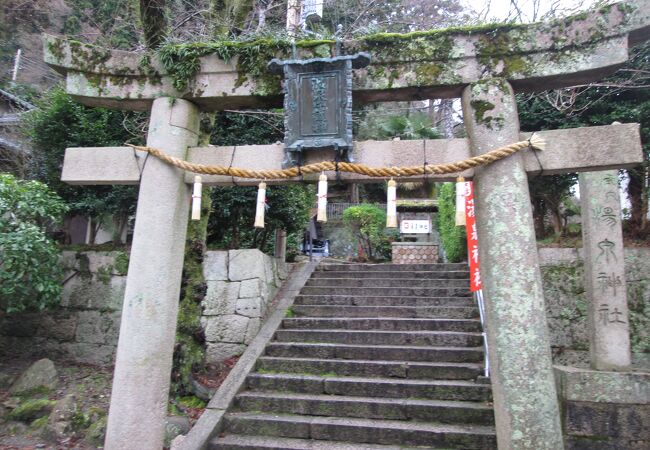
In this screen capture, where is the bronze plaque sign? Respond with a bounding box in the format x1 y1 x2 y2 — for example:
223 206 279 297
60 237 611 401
269 53 370 167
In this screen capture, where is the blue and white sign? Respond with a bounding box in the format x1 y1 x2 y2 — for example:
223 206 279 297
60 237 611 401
400 220 431 234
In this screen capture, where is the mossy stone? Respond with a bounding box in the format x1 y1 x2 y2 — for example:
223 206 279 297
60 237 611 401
8 399 56 422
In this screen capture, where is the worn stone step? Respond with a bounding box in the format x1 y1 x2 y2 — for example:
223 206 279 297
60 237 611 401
234 391 495 425
210 434 436 450
293 295 475 308
223 413 497 448
300 286 472 297
311 270 470 279
317 263 468 272
305 278 470 288
256 356 482 380
291 305 478 319
282 318 482 332
247 373 493 402
264 342 484 363
274 329 483 347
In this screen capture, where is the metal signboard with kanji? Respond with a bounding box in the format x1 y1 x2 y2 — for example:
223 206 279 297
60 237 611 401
268 52 370 168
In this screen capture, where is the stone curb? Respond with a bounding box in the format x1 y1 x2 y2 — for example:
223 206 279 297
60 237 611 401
175 260 319 450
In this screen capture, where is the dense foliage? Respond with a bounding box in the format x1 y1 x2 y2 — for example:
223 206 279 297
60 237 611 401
26 87 143 243
436 182 466 263
206 111 313 253
208 184 314 253
342 203 396 261
0 174 68 313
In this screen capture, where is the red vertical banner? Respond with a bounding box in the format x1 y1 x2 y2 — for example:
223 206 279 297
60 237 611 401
464 181 482 292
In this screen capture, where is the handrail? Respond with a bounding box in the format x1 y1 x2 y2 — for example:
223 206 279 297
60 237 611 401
475 289 490 378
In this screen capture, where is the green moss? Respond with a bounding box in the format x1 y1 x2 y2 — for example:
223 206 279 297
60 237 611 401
114 251 129 275
8 399 56 422
470 100 495 124
96 265 112 284
172 187 212 396
71 411 92 429
16 386 52 399
285 307 295 318
360 22 527 43
158 39 290 93
85 415 107 445
47 39 65 61
178 395 206 409
67 40 111 73
29 416 49 430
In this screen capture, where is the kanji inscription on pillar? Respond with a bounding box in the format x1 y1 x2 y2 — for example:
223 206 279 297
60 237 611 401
580 169 631 370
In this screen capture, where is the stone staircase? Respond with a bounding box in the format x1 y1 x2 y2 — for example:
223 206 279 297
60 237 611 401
210 263 496 449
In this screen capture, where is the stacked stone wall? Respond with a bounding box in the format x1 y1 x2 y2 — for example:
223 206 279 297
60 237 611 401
200 249 287 363
0 251 127 365
0 249 287 366
540 247 650 369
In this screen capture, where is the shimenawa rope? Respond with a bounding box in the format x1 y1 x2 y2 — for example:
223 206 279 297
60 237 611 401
127 134 545 180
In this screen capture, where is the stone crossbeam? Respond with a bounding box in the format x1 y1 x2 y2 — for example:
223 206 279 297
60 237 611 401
43 0 650 110
60 123 642 186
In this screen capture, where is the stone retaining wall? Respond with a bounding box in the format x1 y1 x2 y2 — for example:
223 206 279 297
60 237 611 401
0 251 128 365
0 249 287 366
540 247 650 369
201 250 287 363
555 366 650 449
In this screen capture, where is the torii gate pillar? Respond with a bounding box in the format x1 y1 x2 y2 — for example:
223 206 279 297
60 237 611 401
462 79 564 449
105 97 200 450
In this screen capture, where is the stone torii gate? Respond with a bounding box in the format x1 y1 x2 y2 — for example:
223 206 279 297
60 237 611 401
44 1 649 449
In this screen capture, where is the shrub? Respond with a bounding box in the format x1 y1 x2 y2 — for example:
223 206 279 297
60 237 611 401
0 174 68 312
342 204 397 261
436 182 467 263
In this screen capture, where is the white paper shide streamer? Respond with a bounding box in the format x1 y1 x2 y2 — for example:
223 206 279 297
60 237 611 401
455 176 466 226
191 176 202 221
386 179 397 228
317 172 328 222
254 181 267 228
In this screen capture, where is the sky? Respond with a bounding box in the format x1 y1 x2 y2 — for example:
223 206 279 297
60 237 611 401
463 0 599 22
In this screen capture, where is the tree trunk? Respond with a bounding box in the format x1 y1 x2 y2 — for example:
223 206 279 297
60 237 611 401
532 197 546 238
549 205 563 236
140 0 167 49
439 99 455 138
626 166 647 234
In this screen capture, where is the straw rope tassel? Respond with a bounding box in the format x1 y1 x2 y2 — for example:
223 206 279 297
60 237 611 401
386 179 397 228
317 173 328 223
191 176 202 221
455 176 466 226
254 181 267 228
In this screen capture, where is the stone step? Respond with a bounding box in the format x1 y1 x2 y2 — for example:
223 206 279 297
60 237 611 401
317 263 469 272
281 318 482 332
274 329 483 347
255 356 482 380
222 413 497 448
291 305 478 319
300 286 472 297
305 278 470 288
210 434 437 450
264 342 484 363
293 295 475 308
247 373 493 402
311 270 470 279
234 391 495 425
